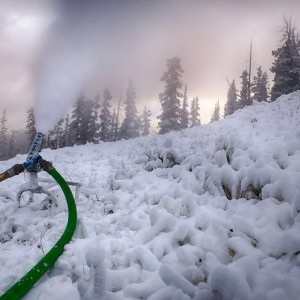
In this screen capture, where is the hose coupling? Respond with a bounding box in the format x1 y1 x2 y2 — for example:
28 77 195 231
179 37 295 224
39 159 55 174
6 164 25 177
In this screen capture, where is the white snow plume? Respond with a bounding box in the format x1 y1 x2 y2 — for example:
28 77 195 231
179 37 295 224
34 0 102 133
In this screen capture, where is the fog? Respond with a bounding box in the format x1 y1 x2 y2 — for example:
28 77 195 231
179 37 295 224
1 0 300 131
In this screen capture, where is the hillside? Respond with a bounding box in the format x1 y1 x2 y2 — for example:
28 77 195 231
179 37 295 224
1 91 300 299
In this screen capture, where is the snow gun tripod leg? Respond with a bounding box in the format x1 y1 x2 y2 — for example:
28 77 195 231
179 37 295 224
16 170 57 208
0 133 77 300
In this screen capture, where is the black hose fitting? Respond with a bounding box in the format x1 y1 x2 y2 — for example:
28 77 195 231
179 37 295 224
39 159 55 174
6 164 25 177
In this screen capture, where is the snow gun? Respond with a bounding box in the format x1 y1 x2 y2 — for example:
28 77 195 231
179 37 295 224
0 132 46 181
0 132 77 300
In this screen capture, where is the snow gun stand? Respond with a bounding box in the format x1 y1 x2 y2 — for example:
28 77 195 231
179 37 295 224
0 132 78 300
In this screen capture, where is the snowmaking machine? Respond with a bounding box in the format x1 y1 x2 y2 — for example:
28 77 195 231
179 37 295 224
0 132 77 300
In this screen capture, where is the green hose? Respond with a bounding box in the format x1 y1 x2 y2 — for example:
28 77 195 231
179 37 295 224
0 168 77 300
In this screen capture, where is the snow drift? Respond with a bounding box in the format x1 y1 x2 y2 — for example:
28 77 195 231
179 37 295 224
0 91 300 299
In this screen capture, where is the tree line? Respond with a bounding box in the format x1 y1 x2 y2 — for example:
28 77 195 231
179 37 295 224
158 19 300 127
221 18 300 120
1 19 299 160
26 81 152 151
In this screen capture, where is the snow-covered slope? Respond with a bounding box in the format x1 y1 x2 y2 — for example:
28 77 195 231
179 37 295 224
1 91 300 299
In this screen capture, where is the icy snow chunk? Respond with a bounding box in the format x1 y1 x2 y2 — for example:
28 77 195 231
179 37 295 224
231 256 260 289
106 266 140 292
214 150 228 167
143 207 175 243
176 245 204 269
148 285 178 300
25 275 80 300
159 264 195 297
228 237 264 260
124 276 164 299
80 245 106 299
173 223 195 247
86 245 105 268
129 246 160 271
124 212 142 231
209 265 251 300
148 234 173 260
160 195 182 215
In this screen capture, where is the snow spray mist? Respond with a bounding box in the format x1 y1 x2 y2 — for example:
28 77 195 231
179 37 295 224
34 0 102 134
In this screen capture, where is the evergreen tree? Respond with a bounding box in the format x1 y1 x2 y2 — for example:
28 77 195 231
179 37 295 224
0 110 8 160
63 114 72 147
157 57 183 134
119 81 140 140
48 119 64 149
141 106 151 136
10 130 27 156
85 99 96 144
70 95 86 145
210 100 221 122
113 94 122 141
181 84 189 129
270 19 300 101
99 88 112 142
238 69 252 108
224 80 238 117
87 96 100 143
8 132 16 158
252 66 269 102
190 97 201 127
110 108 117 141
26 107 36 147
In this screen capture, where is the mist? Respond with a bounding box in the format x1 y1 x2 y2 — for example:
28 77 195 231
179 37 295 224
34 0 222 133
34 0 105 133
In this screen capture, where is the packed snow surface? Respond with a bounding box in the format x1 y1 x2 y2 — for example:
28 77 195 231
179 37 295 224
1 92 300 299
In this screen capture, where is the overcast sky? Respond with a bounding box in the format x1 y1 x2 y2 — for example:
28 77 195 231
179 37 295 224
1 0 300 132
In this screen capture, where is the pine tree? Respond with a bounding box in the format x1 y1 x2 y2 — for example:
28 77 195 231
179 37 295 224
70 95 86 145
119 81 140 140
181 84 189 129
238 69 252 109
110 108 117 142
210 100 221 122
85 99 96 144
157 57 183 134
252 66 269 102
55 118 64 149
270 19 300 101
141 106 151 136
0 110 8 160
113 94 122 141
99 88 112 142
190 97 201 127
63 114 72 147
224 80 238 117
88 95 100 143
8 132 16 158
26 107 36 147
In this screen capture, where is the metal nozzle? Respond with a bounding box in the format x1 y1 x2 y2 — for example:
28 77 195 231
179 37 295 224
24 132 44 172
26 132 44 161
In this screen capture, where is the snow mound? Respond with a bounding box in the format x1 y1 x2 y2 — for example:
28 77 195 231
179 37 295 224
1 91 300 299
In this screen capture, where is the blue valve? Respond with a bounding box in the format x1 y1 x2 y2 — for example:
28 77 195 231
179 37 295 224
24 132 44 172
